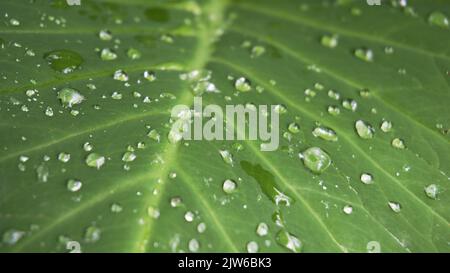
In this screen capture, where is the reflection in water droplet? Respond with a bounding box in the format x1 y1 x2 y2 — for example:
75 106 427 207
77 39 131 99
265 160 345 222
44 49 83 74
122 151 136 162
184 211 195 222
299 147 331 174
99 29 113 41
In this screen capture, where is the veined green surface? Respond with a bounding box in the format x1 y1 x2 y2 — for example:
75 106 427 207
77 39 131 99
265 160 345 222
0 0 449 253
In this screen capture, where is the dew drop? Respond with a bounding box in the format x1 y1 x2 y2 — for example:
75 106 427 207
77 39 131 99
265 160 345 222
98 29 113 41
67 179 82 192
246 241 259 253
342 99 357 111
45 106 54 117
312 126 338 142
256 222 269 237
275 230 302 253
391 138 406 149
288 122 300 134
57 87 84 108
127 48 141 60
85 153 105 169
235 77 251 92
2 229 24 245
300 147 331 174
57 152 71 163
355 120 374 139
380 120 392 132
184 211 195 222
122 151 136 162
36 163 49 182
144 70 156 82
321 34 338 48
100 48 117 61
424 184 438 199
327 105 340 116
388 201 401 213
84 226 101 243
428 11 449 28
147 206 160 219
197 222 206 233
360 173 374 185
110 203 123 213
219 150 233 166
222 179 237 194
354 48 374 62
170 196 182 208
343 205 353 215
44 49 83 74
83 142 93 152
188 238 199 252
113 69 128 81
251 45 266 58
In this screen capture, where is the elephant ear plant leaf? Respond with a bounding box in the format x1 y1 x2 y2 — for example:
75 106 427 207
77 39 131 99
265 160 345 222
0 0 449 253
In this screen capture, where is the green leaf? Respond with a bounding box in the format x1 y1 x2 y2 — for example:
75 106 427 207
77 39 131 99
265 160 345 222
0 0 449 253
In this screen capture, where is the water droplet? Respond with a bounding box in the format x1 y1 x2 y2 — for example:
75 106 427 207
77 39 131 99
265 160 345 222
388 201 401 213
84 226 101 243
274 104 287 114
197 222 206 233
235 77 251 92
342 99 357 111
58 152 71 163
251 45 266 58
328 90 340 100
67 179 82 192
184 211 195 222
354 48 374 62
428 11 449 28
299 147 331 174
343 205 353 215
355 120 374 139
111 203 123 213
57 87 84 108
188 238 199 252
113 69 128 81
45 106 54 117
327 105 340 116
246 241 258 253
256 222 269 236
391 138 405 149
144 70 156 82
312 126 338 142
36 163 49 182
85 153 105 169
122 151 136 162
380 120 392 132
2 229 24 245
360 173 374 184
222 179 237 194
288 122 300 134
147 206 160 219
321 34 338 48
275 230 302 253
170 196 182 208
98 29 112 41
100 48 117 61
424 184 438 199
44 49 83 74
147 129 161 142
9 18 20 26
219 150 233 166
83 142 93 152
127 48 141 60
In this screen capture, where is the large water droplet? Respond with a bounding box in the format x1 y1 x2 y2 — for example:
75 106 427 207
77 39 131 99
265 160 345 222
355 120 374 139
222 179 237 194
428 11 449 28
299 147 331 174
57 87 84 108
424 184 438 199
44 50 83 74
360 173 374 185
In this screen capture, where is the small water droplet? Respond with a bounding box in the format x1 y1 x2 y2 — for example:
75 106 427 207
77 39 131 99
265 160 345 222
147 206 160 219
100 48 117 61
170 196 182 208
256 222 269 237
98 29 113 41
380 120 392 132
251 45 266 58
58 152 71 163
360 173 374 184
424 184 438 199
343 205 353 215
110 203 123 213
391 138 406 149
219 150 233 166
36 163 49 182
312 126 338 142
85 153 105 169
321 34 338 48
188 238 199 252
122 151 136 162
288 122 300 134
113 69 128 81
354 48 374 62
327 105 340 116
222 179 237 194
342 99 357 111
127 48 141 60
235 77 252 92
67 179 82 192
84 226 101 243
388 201 401 213
197 222 206 233
246 241 259 253
2 229 24 245
184 211 195 222
143 70 156 82
83 142 93 152
45 106 54 117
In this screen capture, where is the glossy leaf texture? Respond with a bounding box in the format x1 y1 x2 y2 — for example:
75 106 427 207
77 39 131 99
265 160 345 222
0 0 449 253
